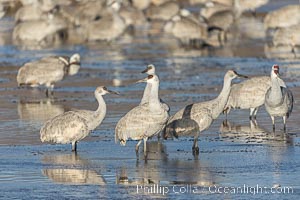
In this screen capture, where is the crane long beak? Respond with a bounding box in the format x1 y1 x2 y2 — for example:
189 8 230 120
107 89 120 95
141 68 149 74
135 77 148 83
236 73 248 78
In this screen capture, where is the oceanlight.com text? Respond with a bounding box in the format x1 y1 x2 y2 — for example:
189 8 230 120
136 184 293 195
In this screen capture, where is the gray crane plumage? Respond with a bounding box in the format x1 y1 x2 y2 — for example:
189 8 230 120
224 76 271 119
164 70 248 154
40 86 118 151
17 53 80 96
265 65 293 130
115 75 169 157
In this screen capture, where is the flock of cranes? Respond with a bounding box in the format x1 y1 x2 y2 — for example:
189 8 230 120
17 54 294 158
1 0 299 58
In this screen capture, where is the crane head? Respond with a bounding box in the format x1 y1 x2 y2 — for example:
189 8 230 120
141 64 156 75
272 64 280 75
226 70 248 80
96 86 120 95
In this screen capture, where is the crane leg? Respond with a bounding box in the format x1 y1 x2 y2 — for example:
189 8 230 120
72 141 77 152
46 88 50 97
157 133 161 141
271 116 275 131
46 85 54 98
192 133 199 155
143 138 148 159
292 47 296 58
253 108 258 119
249 108 255 120
283 116 287 131
223 107 230 119
135 140 142 153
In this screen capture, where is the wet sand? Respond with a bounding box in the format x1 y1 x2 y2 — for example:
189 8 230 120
1 1 300 199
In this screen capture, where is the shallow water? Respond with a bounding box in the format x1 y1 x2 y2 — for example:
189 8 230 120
1 1 300 199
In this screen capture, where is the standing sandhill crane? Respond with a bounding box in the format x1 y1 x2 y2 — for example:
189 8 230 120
265 65 293 131
164 10 208 47
205 9 234 45
224 76 271 119
164 70 248 154
12 13 67 48
83 1 127 42
115 75 169 158
17 53 80 96
140 64 169 112
40 86 119 151
272 24 300 58
264 5 300 30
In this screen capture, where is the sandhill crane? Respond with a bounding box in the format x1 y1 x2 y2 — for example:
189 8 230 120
83 1 127 42
119 4 147 27
12 14 67 48
224 76 271 119
140 64 169 112
40 86 119 151
59 1 105 27
264 5 300 30
265 65 293 131
131 0 150 10
164 10 207 47
272 24 300 58
145 1 180 21
17 53 80 96
115 75 169 158
164 70 247 154
14 0 61 24
205 9 234 45
235 0 269 15
201 0 268 18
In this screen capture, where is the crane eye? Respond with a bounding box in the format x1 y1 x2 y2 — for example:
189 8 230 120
273 65 279 70
103 86 107 90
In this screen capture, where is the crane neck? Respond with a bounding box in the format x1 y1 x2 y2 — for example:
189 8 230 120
148 81 161 111
211 77 233 119
269 76 283 104
140 83 151 105
94 93 107 120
